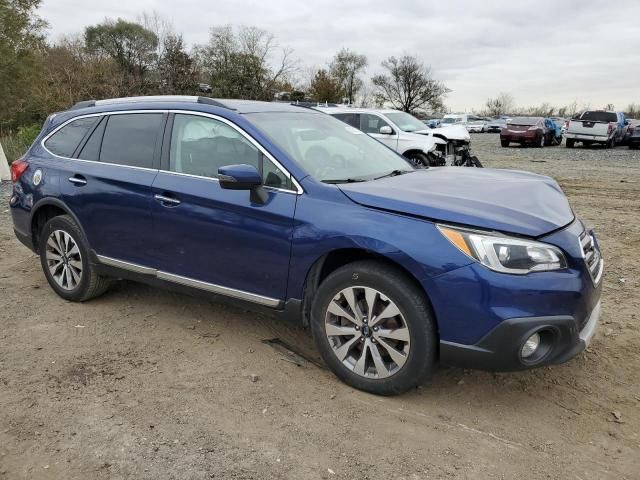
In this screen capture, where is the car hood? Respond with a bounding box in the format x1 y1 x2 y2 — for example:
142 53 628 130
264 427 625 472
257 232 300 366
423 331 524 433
338 168 574 237
423 125 470 141
402 131 447 146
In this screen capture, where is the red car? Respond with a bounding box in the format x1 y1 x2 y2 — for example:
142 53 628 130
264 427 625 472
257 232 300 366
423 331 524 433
500 117 551 148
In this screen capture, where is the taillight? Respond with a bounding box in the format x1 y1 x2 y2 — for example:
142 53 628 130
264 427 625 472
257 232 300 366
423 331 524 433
10 160 28 183
607 122 615 135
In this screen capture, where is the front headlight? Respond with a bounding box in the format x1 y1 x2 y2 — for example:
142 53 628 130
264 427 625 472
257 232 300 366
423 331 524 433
438 225 567 274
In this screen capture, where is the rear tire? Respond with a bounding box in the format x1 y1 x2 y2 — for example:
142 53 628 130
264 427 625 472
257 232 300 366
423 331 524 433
39 215 111 302
310 260 437 396
606 137 615 149
536 134 545 148
566 138 575 148
501 140 509 148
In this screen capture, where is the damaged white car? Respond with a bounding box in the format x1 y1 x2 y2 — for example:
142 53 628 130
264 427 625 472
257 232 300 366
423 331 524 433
318 106 482 167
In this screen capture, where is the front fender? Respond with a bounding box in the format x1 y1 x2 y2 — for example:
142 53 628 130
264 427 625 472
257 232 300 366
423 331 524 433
287 182 474 302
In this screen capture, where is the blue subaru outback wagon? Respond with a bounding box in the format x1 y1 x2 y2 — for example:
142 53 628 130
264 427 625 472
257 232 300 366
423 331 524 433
9 96 603 395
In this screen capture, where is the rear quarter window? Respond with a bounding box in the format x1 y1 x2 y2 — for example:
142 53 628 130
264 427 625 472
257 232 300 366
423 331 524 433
44 117 99 157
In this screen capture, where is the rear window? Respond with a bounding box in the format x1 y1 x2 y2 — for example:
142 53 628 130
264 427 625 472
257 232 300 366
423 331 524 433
508 117 541 126
44 117 99 157
99 114 163 168
580 111 618 123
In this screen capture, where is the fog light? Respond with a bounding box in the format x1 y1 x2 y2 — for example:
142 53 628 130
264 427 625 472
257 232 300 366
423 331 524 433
520 333 541 358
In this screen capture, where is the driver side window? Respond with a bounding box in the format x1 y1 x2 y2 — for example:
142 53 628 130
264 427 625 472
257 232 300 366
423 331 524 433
360 114 390 134
169 114 292 190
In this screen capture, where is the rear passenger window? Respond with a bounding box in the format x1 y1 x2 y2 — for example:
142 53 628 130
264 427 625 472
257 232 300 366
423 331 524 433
44 117 98 157
100 114 163 168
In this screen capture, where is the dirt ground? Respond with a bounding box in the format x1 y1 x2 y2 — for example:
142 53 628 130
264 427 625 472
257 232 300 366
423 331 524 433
1 135 639 479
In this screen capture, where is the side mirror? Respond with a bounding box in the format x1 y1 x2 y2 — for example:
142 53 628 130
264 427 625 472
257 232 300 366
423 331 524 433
218 164 268 204
624 119 630 126
379 125 393 135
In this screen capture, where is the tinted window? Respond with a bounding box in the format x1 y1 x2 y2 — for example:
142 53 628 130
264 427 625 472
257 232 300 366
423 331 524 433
332 113 360 129
78 117 106 161
360 114 390 134
100 114 163 168
45 117 98 157
581 111 618 123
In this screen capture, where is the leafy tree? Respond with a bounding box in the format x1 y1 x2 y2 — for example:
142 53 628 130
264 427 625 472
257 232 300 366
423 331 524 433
485 92 514 116
158 34 196 94
371 55 449 114
194 25 294 100
84 18 158 79
308 69 342 103
329 48 367 104
0 0 47 130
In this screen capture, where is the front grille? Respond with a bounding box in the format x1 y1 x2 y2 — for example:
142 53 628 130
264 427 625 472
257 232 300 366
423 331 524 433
579 231 603 285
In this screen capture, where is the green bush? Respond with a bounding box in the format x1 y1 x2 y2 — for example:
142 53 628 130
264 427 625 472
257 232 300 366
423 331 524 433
1 124 41 163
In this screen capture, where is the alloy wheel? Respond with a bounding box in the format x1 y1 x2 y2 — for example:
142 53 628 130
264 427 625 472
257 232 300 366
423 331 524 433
45 230 83 290
324 286 410 379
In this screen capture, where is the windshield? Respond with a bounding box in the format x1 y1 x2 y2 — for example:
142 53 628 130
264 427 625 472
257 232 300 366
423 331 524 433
581 111 618 123
247 112 413 183
508 117 541 126
469 120 486 125
383 112 427 132
491 119 507 124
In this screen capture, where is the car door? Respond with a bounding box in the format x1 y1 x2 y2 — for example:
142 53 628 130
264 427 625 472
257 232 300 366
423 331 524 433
54 112 163 266
360 113 398 151
149 112 297 304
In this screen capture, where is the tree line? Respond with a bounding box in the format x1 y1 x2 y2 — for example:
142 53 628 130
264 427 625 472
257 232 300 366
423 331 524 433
1 0 449 140
481 92 639 119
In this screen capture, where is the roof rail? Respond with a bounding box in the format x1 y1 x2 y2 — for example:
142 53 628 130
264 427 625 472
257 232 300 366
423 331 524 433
70 96 233 110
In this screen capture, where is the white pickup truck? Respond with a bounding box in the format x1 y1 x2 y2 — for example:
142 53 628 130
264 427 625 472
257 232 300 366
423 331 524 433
565 110 629 148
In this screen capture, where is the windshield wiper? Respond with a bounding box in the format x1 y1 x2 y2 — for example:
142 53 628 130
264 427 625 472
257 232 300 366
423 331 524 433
374 169 415 180
322 178 368 184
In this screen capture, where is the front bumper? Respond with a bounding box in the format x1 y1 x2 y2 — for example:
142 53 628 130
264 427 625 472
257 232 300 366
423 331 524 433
440 301 601 371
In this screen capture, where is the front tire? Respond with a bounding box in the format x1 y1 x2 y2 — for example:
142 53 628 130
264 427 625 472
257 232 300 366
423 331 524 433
404 151 431 168
310 260 436 395
39 215 111 302
566 138 575 148
501 139 509 147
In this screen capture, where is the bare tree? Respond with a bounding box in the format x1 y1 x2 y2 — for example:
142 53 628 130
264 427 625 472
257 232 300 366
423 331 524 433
485 92 514 116
371 55 449 113
329 48 367 104
194 25 296 100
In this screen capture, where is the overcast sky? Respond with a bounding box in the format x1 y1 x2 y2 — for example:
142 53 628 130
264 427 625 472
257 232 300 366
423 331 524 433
38 0 640 112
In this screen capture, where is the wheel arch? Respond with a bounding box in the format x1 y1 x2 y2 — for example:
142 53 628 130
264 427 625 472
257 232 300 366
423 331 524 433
299 247 436 330
30 198 87 253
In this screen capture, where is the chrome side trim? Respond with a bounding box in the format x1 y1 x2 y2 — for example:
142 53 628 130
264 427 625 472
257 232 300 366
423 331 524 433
97 255 156 275
41 110 166 173
157 271 281 308
40 109 304 194
96 255 281 308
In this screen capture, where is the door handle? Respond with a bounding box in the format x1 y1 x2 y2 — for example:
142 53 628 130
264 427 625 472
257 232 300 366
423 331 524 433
68 175 87 186
154 194 181 206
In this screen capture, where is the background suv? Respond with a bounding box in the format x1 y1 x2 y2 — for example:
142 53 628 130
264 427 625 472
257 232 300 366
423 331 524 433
10 96 602 395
